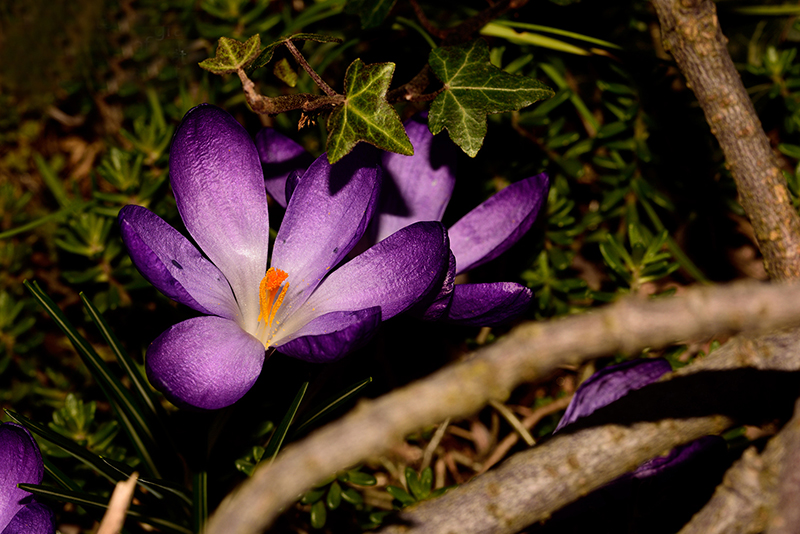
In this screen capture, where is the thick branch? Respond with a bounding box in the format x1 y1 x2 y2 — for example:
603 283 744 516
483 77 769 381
650 0 800 280
206 281 800 534
378 330 800 534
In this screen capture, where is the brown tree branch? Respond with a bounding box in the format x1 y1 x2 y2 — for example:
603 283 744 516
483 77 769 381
206 281 800 534
767 397 800 534
650 0 800 280
377 330 800 534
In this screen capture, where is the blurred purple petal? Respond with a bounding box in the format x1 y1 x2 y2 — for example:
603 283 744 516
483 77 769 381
443 282 532 326
255 128 314 207
375 114 457 242
449 173 549 275
169 104 269 329
634 435 726 480
555 358 672 431
0 423 44 531
292 222 450 331
272 145 381 310
3 502 55 534
146 316 265 410
118 205 238 320
276 307 381 362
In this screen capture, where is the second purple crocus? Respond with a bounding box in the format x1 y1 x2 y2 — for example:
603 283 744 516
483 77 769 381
119 105 451 410
0 422 55 534
257 114 549 326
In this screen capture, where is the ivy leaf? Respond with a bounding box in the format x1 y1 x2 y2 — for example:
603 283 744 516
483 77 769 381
199 35 262 74
273 58 298 87
345 0 397 29
326 59 413 163
428 39 555 157
247 33 344 75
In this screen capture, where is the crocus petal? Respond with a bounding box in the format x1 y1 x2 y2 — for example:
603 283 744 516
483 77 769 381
448 172 549 275
0 423 44 531
169 104 269 331
280 222 449 338
118 205 239 320
442 282 532 326
633 435 726 481
255 128 314 207
375 113 457 242
2 502 55 534
275 307 381 363
555 358 672 432
409 251 456 321
272 145 381 310
146 316 265 410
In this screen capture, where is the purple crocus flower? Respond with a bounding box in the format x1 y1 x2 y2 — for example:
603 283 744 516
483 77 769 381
256 114 549 326
119 105 450 410
546 359 727 533
0 423 56 534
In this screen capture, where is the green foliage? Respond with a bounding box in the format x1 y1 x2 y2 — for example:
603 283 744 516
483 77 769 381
327 59 412 162
247 33 344 75
428 39 555 157
199 35 262 74
386 466 449 508
345 0 397 29
299 467 378 529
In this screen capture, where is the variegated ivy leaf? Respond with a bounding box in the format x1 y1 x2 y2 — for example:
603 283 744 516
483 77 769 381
199 35 262 74
428 39 555 157
246 33 344 75
326 59 412 163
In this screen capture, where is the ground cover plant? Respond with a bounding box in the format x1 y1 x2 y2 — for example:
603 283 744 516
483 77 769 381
3 0 800 532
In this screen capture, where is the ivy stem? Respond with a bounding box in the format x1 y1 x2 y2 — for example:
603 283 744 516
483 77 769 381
284 40 338 97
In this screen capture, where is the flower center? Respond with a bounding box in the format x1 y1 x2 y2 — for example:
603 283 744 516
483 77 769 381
258 267 289 346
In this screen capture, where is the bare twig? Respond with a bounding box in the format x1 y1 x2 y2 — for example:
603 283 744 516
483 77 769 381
283 39 338 97
97 473 138 534
408 0 447 40
477 395 573 475
206 281 800 534
650 0 800 280
236 69 343 115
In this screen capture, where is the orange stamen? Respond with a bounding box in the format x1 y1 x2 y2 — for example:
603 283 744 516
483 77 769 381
258 268 289 324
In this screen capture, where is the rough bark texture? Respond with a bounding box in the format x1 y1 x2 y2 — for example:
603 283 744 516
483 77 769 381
651 0 800 281
767 398 800 534
205 281 800 534
377 330 800 534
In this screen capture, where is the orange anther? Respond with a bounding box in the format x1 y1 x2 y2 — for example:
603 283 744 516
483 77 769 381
258 268 289 324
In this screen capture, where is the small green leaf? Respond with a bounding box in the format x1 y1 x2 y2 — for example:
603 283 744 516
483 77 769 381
301 487 326 504
345 0 397 29
405 467 431 501
199 34 262 74
310 499 327 528
386 485 416 507
326 480 342 510
263 381 308 462
341 487 364 505
273 57 298 87
343 468 377 486
428 39 554 157
326 59 413 163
